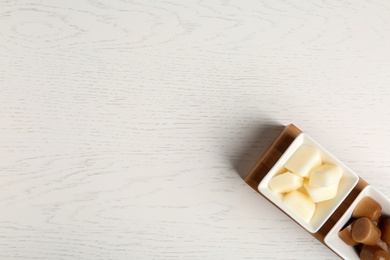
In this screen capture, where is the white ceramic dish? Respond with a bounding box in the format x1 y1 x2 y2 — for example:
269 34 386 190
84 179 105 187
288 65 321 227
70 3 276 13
324 186 390 260
258 133 359 233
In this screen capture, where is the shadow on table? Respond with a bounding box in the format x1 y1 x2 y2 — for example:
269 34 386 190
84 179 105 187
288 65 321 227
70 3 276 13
231 123 284 180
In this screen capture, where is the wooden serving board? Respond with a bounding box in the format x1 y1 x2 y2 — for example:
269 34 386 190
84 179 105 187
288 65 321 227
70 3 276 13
244 124 368 257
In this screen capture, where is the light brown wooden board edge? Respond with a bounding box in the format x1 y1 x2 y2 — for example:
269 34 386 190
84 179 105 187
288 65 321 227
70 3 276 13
244 124 368 258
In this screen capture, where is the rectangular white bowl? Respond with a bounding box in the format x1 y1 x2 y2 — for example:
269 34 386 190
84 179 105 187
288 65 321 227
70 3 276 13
258 133 359 233
324 186 390 259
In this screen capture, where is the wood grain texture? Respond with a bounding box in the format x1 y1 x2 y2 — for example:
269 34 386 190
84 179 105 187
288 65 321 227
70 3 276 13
1 0 390 259
245 124 302 190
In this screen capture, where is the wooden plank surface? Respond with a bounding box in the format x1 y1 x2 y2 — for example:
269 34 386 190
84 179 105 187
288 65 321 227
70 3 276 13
2 1 390 259
245 124 302 191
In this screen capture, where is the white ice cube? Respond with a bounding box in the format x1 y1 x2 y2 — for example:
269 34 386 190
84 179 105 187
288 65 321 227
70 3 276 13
284 144 322 177
268 172 303 193
304 182 339 203
309 164 342 187
283 190 316 223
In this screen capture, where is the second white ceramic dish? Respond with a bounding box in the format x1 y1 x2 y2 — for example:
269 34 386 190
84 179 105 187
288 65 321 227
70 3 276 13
324 186 390 260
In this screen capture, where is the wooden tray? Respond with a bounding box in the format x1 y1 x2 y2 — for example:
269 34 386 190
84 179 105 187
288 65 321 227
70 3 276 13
244 124 368 257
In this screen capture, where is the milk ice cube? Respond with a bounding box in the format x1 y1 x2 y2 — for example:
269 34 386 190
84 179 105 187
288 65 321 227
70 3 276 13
284 144 322 177
309 164 342 187
283 190 316 223
268 172 303 193
304 182 339 203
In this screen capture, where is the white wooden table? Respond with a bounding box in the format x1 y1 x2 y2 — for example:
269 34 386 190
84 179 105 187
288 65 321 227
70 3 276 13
1 1 390 259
